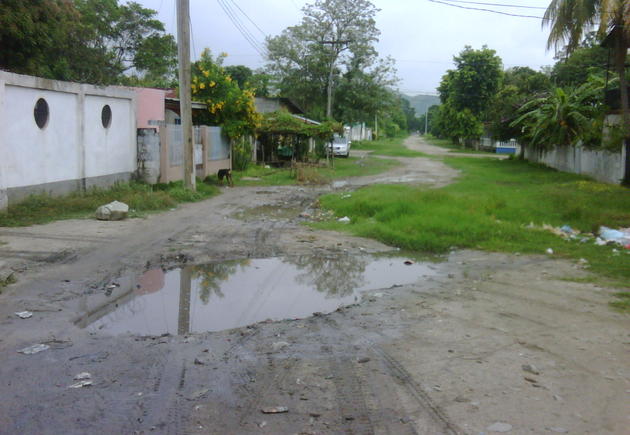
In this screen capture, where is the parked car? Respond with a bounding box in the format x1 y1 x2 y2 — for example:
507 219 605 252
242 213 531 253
329 136 351 157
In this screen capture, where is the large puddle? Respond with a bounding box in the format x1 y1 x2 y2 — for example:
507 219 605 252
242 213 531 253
79 254 438 335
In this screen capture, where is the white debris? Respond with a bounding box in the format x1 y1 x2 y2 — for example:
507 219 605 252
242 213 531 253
338 216 351 223
545 248 554 255
74 372 92 380
18 344 50 354
15 311 33 319
68 380 93 388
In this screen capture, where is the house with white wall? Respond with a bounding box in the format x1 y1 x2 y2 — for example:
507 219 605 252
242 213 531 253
0 71 136 211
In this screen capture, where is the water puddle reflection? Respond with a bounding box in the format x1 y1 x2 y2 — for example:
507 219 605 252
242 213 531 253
79 254 437 335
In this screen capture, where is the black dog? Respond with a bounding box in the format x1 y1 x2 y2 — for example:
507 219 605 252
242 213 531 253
217 169 234 187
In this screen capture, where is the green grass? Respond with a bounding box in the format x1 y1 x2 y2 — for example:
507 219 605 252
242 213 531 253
610 292 630 310
0 180 220 227
314 157 630 298
424 135 497 154
0 273 17 292
233 155 400 186
351 137 428 157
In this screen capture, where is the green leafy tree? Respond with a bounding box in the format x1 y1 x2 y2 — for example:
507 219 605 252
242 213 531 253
544 0 630 182
191 49 260 139
447 45 503 116
0 0 176 86
265 0 391 122
486 67 551 141
433 46 502 144
0 0 86 80
511 78 605 149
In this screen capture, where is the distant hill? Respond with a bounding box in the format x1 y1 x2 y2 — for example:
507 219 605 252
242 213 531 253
403 94 440 116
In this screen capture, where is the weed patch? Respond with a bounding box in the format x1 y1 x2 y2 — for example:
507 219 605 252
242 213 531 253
233 155 399 186
315 157 630 292
0 180 220 227
352 137 428 157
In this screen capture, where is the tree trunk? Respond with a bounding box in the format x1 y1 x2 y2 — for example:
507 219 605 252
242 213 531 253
615 38 630 185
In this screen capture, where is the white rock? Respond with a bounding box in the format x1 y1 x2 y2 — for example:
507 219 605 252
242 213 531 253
95 201 129 221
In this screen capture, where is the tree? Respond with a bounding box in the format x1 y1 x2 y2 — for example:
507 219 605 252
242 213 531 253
551 44 610 87
447 46 503 116
511 78 605 149
0 0 176 86
486 67 551 141
191 49 260 139
75 0 177 85
266 0 386 121
433 46 503 144
543 0 630 183
0 0 85 80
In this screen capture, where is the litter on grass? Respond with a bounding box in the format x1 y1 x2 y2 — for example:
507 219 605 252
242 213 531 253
527 222 630 249
599 226 630 247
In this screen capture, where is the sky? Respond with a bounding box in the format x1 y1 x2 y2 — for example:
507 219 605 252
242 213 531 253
138 0 559 96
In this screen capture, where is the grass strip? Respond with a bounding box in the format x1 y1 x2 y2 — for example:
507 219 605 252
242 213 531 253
424 135 498 154
0 180 220 227
351 136 428 157
315 157 630 294
233 155 400 186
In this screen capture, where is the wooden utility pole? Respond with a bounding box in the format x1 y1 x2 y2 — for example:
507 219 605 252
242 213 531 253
176 0 195 190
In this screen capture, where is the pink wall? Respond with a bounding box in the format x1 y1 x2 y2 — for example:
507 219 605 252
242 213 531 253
134 88 167 129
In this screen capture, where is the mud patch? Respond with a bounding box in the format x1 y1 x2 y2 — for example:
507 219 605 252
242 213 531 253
234 204 302 221
79 254 438 336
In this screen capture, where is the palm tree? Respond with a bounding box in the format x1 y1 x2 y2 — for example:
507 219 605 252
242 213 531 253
543 0 629 183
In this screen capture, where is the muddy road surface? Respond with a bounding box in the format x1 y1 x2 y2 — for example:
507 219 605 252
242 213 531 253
0 136 628 434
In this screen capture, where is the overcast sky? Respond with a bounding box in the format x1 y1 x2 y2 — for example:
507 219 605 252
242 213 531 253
138 0 558 95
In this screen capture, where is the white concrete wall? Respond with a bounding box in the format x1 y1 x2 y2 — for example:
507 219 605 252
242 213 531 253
0 71 136 209
524 145 624 185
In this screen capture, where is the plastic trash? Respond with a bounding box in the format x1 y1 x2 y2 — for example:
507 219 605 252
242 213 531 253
68 380 93 388
560 225 573 234
74 372 91 380
546 248 554 255
18 344 50 354
15 311 33 319
599 226 630 245
338 216 351 223
261 406 289 414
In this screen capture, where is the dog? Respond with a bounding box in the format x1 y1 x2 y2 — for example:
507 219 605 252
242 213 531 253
217 168 234 187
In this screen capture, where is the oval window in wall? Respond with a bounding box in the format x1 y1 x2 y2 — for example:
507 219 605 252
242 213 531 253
34 98 49 129
101 104 112 128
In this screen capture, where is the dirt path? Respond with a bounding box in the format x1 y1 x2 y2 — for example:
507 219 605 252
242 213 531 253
0 137 627 434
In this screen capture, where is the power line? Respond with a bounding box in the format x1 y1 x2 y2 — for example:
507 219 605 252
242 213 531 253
216 0 267 57
227 0 268 38
427 0 546 19
437 0 547 10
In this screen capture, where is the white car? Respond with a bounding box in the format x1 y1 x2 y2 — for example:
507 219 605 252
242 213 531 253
330 136 351 157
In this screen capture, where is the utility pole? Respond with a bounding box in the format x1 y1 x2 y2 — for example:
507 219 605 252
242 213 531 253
424 107 428 135
176 0 195 190
374 113 378 139
320 39 352 119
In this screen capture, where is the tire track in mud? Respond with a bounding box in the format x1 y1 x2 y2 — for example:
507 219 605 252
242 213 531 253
367 343 461 435
137 352 187 434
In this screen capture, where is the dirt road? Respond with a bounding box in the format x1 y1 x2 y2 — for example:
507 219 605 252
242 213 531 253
0 136 627 434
